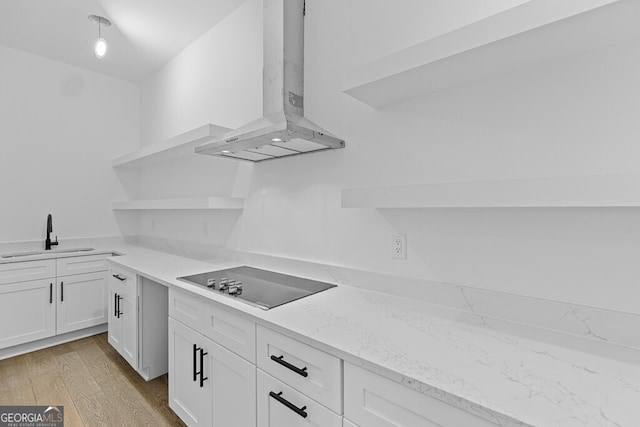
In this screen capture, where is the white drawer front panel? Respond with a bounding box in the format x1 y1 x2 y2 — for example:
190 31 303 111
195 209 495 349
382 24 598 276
0 260 56 284
257 325 342 413
109 267 136 293
57 254 108 276
257 369 341 427
344 363 499 427
169 288 204 332
201 301 256 363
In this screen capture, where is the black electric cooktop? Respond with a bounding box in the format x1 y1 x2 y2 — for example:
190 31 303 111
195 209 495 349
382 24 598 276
177 266 336 310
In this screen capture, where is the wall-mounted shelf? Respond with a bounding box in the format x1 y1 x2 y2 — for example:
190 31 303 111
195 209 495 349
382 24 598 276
341 174 640 208
112 124 231 168
343 0 639 108
112 197 244 211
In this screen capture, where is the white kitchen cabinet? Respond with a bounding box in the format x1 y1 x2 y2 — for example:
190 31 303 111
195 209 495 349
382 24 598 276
56 254 109 276
0 259 56 285
55 255 108 335
0 278 56 348
169 317 256 427
108 267 138 370
56 271 108 334
108 265 169 379
256 325 342 413
0 256 109 352
257 369 341 427
169 318 210 426
344 362 500 427
342 419 358 427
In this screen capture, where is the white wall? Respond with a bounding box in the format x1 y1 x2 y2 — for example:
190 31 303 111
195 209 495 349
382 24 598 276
0 45 139 243
137 0 640 314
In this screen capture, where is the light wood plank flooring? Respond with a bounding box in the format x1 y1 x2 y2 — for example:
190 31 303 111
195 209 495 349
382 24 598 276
0 333 185 426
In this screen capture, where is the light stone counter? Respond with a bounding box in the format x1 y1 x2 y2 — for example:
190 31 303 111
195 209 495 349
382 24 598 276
102 245 640 427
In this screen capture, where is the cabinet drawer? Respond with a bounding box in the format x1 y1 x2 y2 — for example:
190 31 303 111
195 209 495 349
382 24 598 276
109 267 136 293
57 254 108 276
201 300 256 363
257 369 341 427
344 363 499 427
169 287 205 332
0 260 56 285
257 325 342 413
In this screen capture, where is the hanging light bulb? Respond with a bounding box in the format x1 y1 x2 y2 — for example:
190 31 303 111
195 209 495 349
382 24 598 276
88 15 111 59
94 38 107 58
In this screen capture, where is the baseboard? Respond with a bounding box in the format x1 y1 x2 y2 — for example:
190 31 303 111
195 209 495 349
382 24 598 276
0 324 108 360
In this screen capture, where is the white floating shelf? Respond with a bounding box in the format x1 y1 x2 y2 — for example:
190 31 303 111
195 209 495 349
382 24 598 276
113 124 231 168
342 174 640 208
113 197 244 211
343 0 640 108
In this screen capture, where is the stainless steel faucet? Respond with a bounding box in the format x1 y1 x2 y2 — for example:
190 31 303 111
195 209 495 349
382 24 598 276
45 214 58 250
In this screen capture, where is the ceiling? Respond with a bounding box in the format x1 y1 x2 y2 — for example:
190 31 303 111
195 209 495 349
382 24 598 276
0 0 246 83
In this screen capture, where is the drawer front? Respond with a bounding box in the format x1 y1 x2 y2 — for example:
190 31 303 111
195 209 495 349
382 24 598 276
168 287 204 332
57 254 109 276
201 300 256 363
257 325 342 413
257 369 341 427
0 260 56 284
109 267 136 293
344 363 499 427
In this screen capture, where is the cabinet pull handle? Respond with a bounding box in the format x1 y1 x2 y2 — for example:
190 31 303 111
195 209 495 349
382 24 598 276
116 295 123 318
270 355 308 377
60 281 64 302
193 344 198 382
50 283 53 304
112 274 126 281
199 349 208 388
269 391 308 418
193 344 208 386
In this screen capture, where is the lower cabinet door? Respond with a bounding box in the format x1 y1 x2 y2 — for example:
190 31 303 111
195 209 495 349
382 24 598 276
120 289 138 370
107 287 123 350
169 317 257 427
209 333 256 427
257 369 341 427
169 318 213 426
0 279 56 349
56 271 108 334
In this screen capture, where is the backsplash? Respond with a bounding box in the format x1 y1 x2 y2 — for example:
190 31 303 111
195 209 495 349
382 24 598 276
218 249 640 351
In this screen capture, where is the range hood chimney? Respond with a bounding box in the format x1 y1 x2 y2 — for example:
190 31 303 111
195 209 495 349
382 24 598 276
195 0 345 162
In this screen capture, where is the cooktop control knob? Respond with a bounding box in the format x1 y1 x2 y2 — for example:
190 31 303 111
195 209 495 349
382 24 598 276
206 278 216 288
219 278 229 291
228 282 243 295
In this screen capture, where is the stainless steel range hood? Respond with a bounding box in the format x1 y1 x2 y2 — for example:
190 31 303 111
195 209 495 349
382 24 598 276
195 0 345 162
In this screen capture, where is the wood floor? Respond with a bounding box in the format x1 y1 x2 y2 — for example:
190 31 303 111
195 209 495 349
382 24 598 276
0 333 186 426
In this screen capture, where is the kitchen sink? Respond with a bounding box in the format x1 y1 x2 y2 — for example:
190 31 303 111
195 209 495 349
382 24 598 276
0 247 95 259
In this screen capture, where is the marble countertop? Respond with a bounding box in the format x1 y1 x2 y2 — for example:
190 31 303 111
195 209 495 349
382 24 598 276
5 240 637 426
104 246 640 427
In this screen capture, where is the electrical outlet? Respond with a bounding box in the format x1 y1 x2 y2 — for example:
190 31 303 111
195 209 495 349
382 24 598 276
392 233 407 259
